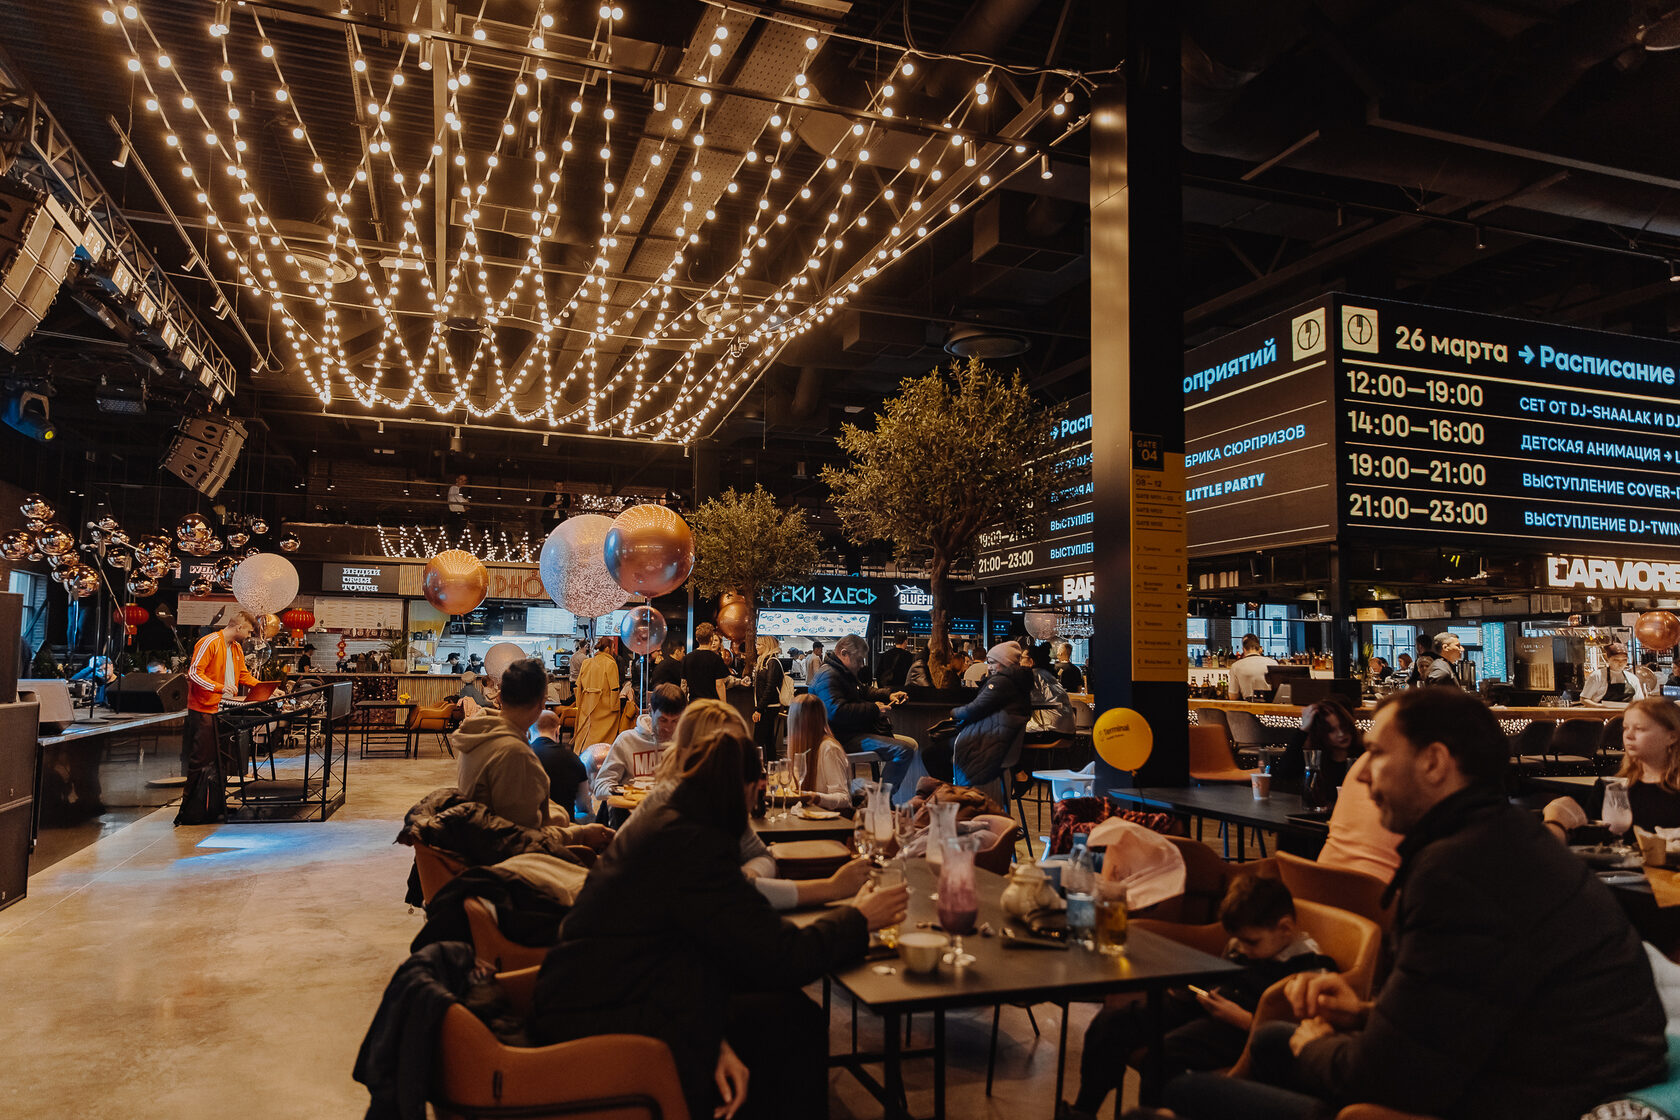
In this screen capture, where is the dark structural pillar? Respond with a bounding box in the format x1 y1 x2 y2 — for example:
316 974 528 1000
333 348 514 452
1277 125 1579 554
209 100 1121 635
1089 2 1189 792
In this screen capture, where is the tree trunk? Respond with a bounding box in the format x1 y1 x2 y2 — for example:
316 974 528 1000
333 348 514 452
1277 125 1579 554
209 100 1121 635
743 587 759 696
927 554 954 688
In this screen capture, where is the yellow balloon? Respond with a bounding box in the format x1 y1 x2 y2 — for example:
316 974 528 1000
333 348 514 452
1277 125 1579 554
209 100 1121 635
1093 707 1153 771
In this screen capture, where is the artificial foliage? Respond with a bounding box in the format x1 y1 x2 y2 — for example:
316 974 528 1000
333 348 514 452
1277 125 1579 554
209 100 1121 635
822 359 1062 686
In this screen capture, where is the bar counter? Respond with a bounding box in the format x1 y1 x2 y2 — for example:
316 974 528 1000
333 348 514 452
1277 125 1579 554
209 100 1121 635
1190 697 1623 737
305 672 464 709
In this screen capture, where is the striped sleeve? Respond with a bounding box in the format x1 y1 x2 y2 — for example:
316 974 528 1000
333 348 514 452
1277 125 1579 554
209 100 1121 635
187 633 222 692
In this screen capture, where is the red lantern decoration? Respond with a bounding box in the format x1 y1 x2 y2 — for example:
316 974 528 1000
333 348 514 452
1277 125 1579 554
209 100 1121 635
121 604 149 639
281 607 315 642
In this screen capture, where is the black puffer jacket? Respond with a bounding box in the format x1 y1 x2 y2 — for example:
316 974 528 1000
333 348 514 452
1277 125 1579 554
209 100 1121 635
1294 786 1668 1120
808 651 893 742
949 664 1032 787
397 788 597 906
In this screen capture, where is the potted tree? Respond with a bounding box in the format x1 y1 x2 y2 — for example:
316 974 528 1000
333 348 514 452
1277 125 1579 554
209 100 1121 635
689 485 821 666
823 359 1065 687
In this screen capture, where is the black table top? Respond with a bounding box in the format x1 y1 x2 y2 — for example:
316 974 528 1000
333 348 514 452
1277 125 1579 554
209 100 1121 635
817 860 1241 1014
1106 783 1321 832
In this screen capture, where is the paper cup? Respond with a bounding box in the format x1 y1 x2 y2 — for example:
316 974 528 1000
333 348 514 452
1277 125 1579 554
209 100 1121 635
1252 773 1272 800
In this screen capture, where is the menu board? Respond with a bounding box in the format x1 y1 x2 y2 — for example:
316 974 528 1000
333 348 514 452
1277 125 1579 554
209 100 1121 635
1331 295 1680 553
973 395 1094 586
1183 300 1339 557
323 562 400 595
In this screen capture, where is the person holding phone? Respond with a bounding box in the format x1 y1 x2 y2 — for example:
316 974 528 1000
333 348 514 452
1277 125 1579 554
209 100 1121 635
1060 875 1337 1119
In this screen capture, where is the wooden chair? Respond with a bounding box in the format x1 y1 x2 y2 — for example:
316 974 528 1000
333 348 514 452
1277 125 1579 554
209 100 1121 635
434 966 690 1120
1276 850 1393 931
1189 725 1259 784
1134 898 1383 1000
412 841 468 906
463 896 550 972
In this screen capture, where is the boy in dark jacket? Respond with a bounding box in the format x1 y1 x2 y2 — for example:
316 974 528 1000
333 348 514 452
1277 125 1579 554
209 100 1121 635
1061 874 1339 1119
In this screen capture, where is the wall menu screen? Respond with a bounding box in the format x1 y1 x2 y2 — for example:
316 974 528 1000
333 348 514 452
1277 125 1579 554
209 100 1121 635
972 394 1094 586
1183 299 1340 558
1332 295 1680 553
1187 294 1680 557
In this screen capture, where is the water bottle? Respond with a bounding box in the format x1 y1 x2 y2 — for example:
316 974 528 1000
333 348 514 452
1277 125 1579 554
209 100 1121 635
1064 835 1096 947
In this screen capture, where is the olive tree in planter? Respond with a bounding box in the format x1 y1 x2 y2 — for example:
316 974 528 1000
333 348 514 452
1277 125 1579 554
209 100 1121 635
822 359 1063 687
688 485 821 671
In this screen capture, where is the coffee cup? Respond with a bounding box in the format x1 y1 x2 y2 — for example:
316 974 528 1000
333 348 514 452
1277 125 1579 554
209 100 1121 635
1251 772 1272 800
897 931 948 973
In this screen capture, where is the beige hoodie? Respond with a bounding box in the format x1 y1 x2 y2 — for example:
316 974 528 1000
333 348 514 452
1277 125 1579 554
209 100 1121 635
453 712 550 829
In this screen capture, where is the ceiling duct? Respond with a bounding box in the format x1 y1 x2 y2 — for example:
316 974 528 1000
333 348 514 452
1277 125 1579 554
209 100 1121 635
942 323 1030 359
272 221 357 284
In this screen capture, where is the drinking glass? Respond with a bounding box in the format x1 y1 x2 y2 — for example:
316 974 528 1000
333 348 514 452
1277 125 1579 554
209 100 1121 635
792 751 809 809
854 816 877 863
1605 779 1634 847
769 759 790 821
894 804 919 858
1094 880 1129 955
871 864 905 946
937 834 981 967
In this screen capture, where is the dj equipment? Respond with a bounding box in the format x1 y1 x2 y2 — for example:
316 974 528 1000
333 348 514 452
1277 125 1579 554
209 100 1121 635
107 672 187 713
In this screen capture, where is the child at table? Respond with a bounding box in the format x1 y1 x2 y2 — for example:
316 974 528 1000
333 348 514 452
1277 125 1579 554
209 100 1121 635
1059 874 1338 1120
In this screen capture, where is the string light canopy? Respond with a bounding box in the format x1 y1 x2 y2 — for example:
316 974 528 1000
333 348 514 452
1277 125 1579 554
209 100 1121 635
97 0 1085 441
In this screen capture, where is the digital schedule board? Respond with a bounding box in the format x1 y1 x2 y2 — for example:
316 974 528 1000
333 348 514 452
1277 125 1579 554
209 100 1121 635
972 395 1094 586
1183 300 1340 557
1330 295 1680 554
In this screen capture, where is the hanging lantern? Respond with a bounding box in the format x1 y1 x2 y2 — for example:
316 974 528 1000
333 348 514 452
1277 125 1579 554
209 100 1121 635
278 532 301 553
121 603 150 637
95 515 120 532
280 607 314 641
139 555 173 580
19 494 52 521
106 551 132 571
226 531 250 549
189 575 212 596
249 518 269 535
106 528 130 548
126 574 158 598
63 565 100 599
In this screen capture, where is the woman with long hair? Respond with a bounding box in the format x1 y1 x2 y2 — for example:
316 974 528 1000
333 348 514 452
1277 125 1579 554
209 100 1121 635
532 706 905 1120
1546 697 1680 836
752 634 787 760
785 693 852 810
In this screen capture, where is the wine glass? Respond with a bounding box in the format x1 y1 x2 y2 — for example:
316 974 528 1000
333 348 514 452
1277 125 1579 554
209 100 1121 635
792 751 809 813
868 802 896 866
769 758 790 821
894 804 919 860
1604 779 1634 848
937 834 981 967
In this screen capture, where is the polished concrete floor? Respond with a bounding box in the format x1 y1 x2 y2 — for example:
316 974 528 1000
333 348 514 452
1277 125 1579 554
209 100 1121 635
3 743 1135 1120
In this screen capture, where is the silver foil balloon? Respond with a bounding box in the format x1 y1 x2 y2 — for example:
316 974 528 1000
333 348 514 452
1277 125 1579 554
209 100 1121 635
137 535 172 559
35 524 75 556
249 518 269 535
126 574 159 597
189 575 212 595
213 556 237 581
140 555 173 579
19 494 52 521
95 516 120 532
25 519 45 533
206 537 224 553
226 531 250 549
0 530 32 560
278 532 301 552
176 513 212 543
106 550 132 571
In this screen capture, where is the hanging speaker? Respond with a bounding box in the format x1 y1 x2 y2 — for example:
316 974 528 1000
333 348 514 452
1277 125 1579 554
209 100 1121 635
162 416 246 497
0 179 73 354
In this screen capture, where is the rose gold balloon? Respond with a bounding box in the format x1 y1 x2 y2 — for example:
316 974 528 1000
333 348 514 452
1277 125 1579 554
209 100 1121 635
34 524 75 556
1636 611 1680 652
719 591 746 607
423 549 489 615
716 598 752 644
602 503 695 597
258 613 283 641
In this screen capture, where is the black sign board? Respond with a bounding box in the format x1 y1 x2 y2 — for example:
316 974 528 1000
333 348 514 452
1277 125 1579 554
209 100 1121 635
1183 300 1338 558
323 562 400 595
973 395 1094 586
1330 295 1680 554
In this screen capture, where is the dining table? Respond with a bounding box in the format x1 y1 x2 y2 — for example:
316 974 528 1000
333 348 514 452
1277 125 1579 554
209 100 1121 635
750 807 857 843
797 858 1241 1119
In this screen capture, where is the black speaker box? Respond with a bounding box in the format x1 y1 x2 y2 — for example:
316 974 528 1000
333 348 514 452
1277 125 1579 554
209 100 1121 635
108 672 187 713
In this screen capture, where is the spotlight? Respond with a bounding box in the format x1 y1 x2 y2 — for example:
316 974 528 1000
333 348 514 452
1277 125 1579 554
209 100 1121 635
111 142 130 169
3 390 55 442
1039 154 1052 179
450 426 463 452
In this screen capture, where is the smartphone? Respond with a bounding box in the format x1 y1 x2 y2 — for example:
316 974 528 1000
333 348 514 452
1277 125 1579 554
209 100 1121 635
1188 984 1211 998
